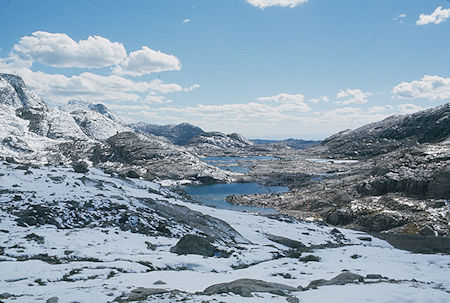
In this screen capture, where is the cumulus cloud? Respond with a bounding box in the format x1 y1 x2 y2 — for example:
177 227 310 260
246 0 308 9
182 19 191 24
397 103 424 114
335 88 371 105
308 96 329 103
12 31 127 68
0 31 195 106
0 63 195 105
416 6 450 25
256 92 310 112
113 46 181 76
393 75 450 101
8 32 182 77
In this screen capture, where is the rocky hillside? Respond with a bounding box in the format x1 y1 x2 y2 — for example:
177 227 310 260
130 122 205 145
226 104 450 237
188 131 254 149
313 103 450 158
130 122 254 151
0 74 233 183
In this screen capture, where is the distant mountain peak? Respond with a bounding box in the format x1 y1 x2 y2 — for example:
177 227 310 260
64 99 122 122
130 122 205 145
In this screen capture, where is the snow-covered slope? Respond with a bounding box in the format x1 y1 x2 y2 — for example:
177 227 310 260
0 74 131 160
61 100 129 140
0 162 448 302
188 131 254 149
63 99 123 122
0 73 47 109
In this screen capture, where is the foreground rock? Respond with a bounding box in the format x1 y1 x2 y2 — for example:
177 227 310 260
170 234 217 257
203 278 298 297
304 272 365 289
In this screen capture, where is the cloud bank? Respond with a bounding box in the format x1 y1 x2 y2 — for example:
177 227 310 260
246 0 308 9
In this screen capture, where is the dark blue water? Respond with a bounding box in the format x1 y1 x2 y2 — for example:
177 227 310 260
180 182 288 214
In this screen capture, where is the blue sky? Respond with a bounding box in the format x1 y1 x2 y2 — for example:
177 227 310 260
1 0 449 139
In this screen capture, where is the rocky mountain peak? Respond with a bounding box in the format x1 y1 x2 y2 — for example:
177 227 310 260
0 73 47 109
65 99 122 122
130 122 205 145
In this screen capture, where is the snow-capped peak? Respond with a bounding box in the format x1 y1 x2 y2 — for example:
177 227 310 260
0 73 47 109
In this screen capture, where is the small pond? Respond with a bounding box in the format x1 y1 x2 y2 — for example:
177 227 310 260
180 182 288 214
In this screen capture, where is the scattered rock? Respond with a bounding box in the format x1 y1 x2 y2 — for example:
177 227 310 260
266 234 306 249
326 209 354 226
46 297 59 303
115 288 172 302
305 272 365 289
153 280 166 285
24 233 45 244
286 296 300 303
72 161 89 173
357 236 372 242
0 293 13 299
126 170 140 178
366 274 383 279
299 255 321 262
203 278 298 297
6 157 18 164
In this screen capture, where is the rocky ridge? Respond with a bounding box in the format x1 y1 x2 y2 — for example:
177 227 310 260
0 74 236 183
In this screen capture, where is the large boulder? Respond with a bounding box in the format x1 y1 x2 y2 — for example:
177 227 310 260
203 278 298 297
170 234 216 257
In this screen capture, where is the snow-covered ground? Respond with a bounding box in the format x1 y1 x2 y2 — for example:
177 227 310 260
0 162 448 302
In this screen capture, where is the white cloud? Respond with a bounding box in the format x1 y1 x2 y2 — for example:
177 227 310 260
256 92 310 112
257 92 304 103
335 88 371 105
397 103 424 114
12 31 127 68
113 46 181 76
185 84 200 92
393 75 450 101
182 19 191 24
416 6 450 25
308 96 329 103
0 64 195 105
246 0 308 9
393 13 407 23
144 95 173 104
0 31 197 109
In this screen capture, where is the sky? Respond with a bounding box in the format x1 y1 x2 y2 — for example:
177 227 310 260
0 0 449 139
